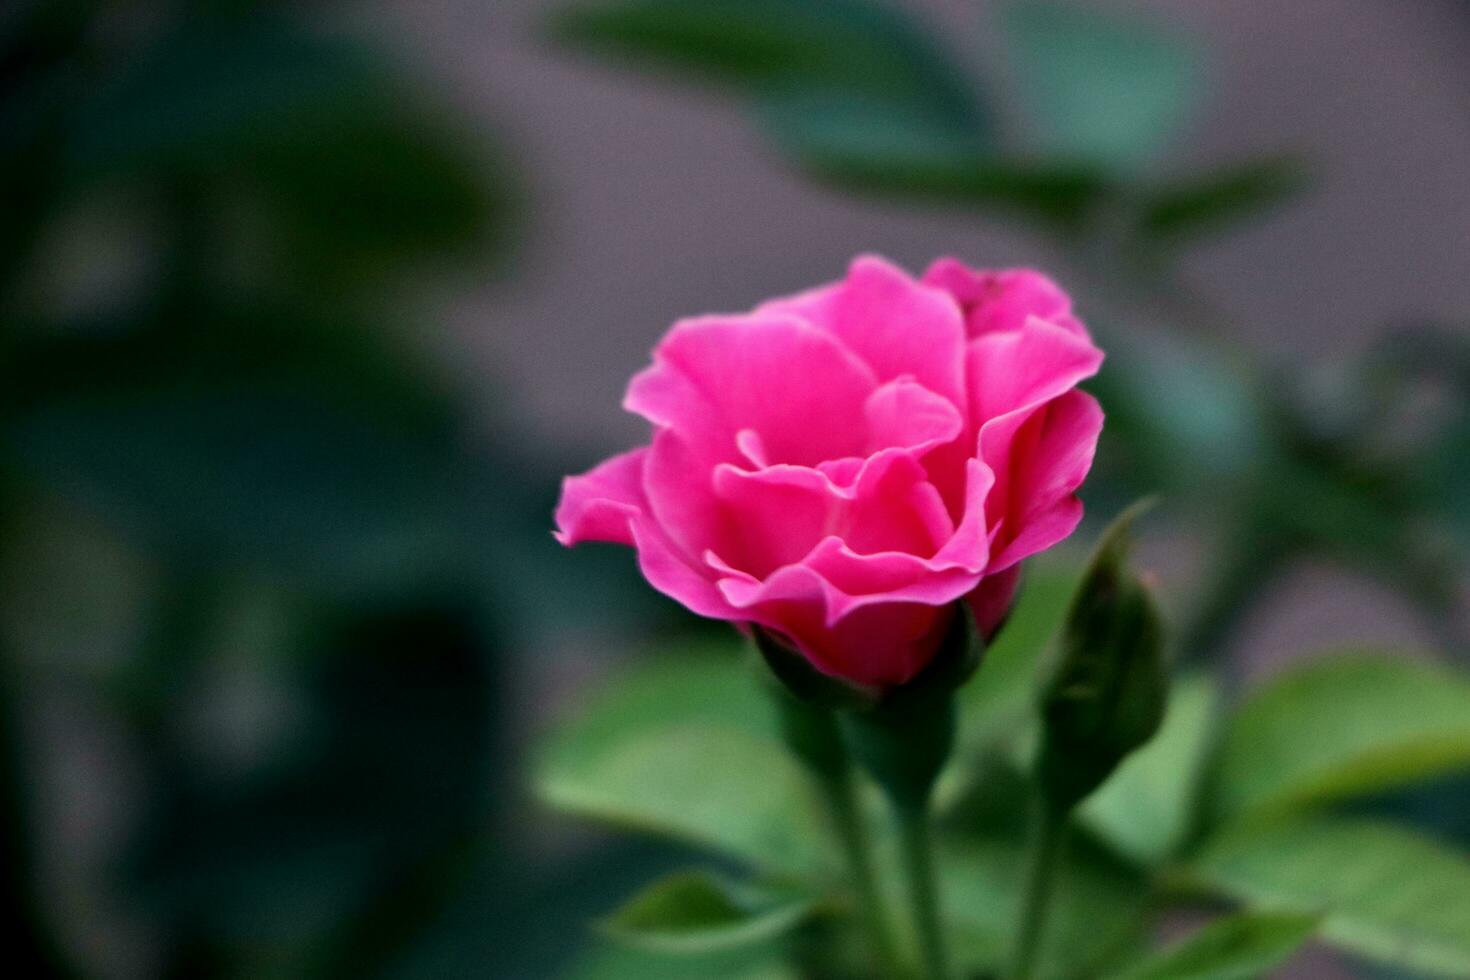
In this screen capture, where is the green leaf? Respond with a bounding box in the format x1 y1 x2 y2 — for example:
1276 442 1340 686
1209 651 1470 823
67 19 381 176
1105 912 1318 980
534 647 833 874
1190 816 1470 977
63 16 506 275
941 837 1148 978
544 1 1119 222
1036 501 1168 811
549 0 984 125
122 598 499 964
600 872 813 955
759 92 1107 225
1081 674 1220 865
1088 324 1268 497
4 304 465 589
1138 157 1308 245
563 943 799 980
1002 1 1201 172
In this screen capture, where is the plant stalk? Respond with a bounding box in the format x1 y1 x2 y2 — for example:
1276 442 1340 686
1008 796 1068 980
895 799 949 980
822 764 903 978
770 690 900 977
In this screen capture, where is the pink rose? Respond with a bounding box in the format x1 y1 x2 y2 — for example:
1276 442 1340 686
555 255 1103 688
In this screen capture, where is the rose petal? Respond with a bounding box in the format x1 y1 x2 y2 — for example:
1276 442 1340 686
759 255 968 413
625 312 877 467
719 560 957 686
968 315 1104 424
988 389 1103 570
711 450 955 578
923 259 1088 338
553 448 647 547
553 447 737 618
864 379 965 456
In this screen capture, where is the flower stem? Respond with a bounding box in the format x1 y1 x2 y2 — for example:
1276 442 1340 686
822 764 903 977
1008 797 1068 980
895 799 949 980
769 689 900 977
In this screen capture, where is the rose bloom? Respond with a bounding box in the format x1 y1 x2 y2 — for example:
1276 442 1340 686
555 255 1103 688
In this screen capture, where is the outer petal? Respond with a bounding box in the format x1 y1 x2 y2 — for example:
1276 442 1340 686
625 313 876 467
965 564 1023 640
553 446 737 619
988 389 1103 570
553 448 647 547
923 259 1088 338
758 255 968 413
718 558 959 687
968 316 1104 424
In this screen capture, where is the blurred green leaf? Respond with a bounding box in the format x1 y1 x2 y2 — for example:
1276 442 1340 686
1428 407 1470 553
1090 325 1268 498
63 15 506 278
1209 651 1470 824
941 836 1148 979
1138 158 1308 245
564 943 798 980
3 302 466 588
760 95 1108 226
122 597 497 970
1002 1 1200 173
66 17 385 177
1081 674 1220 865
1190 816 1470 977
1105 912 1318 980
543 1 1127 224
601 871 813 955
756 88 986 180
534 646 833 874
549 0 983 125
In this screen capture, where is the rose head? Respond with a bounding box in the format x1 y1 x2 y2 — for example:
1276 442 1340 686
555 255 1103 688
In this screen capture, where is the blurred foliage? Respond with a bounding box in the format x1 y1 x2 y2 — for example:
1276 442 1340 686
1104 912 1320 980
0 1 668 978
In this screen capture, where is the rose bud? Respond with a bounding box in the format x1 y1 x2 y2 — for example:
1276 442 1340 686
555 255 1104 689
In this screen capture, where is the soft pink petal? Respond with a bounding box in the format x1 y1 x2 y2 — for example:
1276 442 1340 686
553 448 647 546
553 446 738 619
642 426 737 569
988 389 1103 570
931 457 996 573
624 313 877 467
967 316 1104 424
718 559 958 686
966 564 1023 640
923 259 1088 338
759 255 968 413
629 518 740 619
864 379 965 456
710 450 954 578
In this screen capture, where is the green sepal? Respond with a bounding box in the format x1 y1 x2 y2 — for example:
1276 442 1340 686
752 625 880 712
840 605 980 809
1036 500 1168 813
